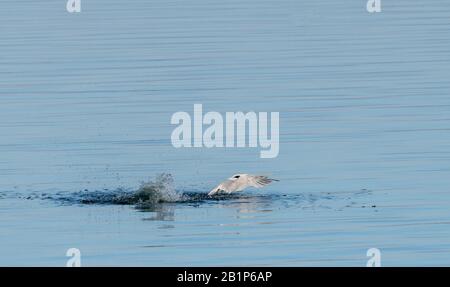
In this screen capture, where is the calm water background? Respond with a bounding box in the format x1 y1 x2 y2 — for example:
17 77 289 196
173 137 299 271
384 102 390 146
1 0 450 266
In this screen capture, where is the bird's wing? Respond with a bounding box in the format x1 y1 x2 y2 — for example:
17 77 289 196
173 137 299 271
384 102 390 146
247 175 278 188
208 181 231 196
209 176 279 196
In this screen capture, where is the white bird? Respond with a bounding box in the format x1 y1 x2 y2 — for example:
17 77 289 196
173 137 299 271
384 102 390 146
208 174 279 196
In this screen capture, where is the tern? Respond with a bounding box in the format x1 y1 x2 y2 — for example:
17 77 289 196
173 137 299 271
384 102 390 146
208 174 279 196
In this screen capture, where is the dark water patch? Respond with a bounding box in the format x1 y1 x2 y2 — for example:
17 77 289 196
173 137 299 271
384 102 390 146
1 174 375 215
3 188 375 211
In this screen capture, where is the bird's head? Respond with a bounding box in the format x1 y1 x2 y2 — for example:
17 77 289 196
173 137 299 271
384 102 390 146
229 174 247 181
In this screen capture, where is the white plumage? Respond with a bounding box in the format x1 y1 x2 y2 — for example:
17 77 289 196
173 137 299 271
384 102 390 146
208 174 278 196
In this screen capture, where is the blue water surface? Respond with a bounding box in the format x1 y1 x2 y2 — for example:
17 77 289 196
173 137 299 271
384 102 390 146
0 0 449 266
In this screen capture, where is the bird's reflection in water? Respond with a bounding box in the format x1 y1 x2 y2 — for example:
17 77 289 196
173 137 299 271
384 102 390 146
139 194 276 223
218 196 275 218
137 190 374 224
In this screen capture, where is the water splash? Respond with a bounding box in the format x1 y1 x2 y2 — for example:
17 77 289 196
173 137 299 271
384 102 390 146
1 174 375 215
42 173 183 208
133 173 181 209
